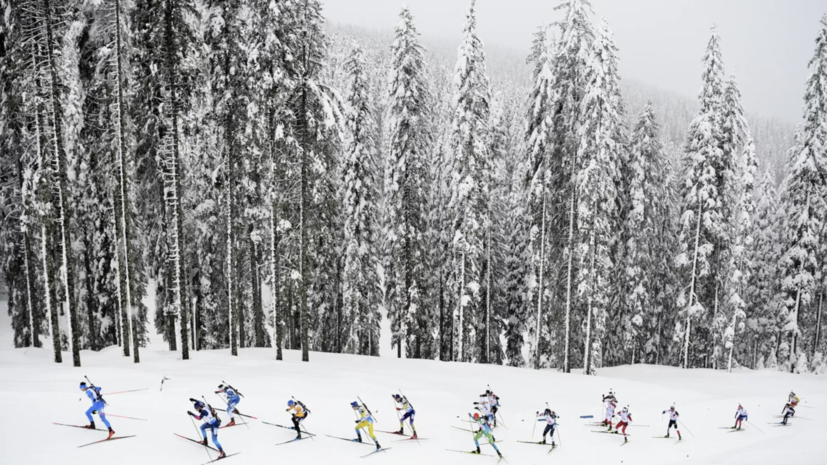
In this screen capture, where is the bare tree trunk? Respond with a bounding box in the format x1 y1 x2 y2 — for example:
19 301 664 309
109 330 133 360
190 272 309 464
535 193 546 370
563 178 576 373
684 194 704 369
814 291 823 357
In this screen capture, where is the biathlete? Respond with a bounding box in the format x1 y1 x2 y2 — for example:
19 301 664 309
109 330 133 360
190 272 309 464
604 397 617 430
215 384 241 426
535 408 557 446
469 412 503 458
662 405 682 440
482 389 501 427
80 381 115 438
188 399 226 459
286 399 309 439
473 396 496 439
393 394 417 438
352 401 381 450
614 406 632 442
733 404 747 430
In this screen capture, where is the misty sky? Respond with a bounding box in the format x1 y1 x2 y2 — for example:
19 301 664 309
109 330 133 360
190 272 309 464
321 0 825 124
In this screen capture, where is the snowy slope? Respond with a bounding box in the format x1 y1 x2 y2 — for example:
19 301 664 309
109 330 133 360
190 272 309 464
1 299 824 465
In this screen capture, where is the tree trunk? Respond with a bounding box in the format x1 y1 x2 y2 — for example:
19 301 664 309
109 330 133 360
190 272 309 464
43 0 80 367
299 86 310 363
271 199 282 360
684 193 704 369
814 291 823 357
563 177 576 373
535 192 546 370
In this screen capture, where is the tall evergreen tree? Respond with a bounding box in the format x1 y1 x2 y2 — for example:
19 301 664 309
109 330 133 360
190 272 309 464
778 15 827 370
385 5 430 359
341 44 380 355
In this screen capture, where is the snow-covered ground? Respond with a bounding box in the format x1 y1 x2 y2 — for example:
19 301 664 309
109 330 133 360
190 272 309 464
1 299 824 465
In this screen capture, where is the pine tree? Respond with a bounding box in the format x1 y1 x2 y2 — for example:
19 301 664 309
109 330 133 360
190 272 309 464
341 44 380 355
385 5 431 359
676 26 727 369
448 0 491 363
577 19 624 375
778 15 827 371
621 103 671 365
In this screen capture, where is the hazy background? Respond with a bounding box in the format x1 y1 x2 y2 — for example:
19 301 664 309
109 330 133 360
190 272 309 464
321 0 825 124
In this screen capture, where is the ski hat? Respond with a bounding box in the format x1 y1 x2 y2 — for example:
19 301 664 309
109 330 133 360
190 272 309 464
194 400 205 410
351 401 359 408
544 408 551 415
485 389 492 395
473 413 480 420
79 382 87 390
288 400 295 407
394 394 402 401
218 384 225 390
670 405 675 410
622 406 628 412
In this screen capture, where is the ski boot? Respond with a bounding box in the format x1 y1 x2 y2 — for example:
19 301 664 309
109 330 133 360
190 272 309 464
678 434 682 440
85 421 96 430
624 436 628 443
217 450 226 459
551 442 556 447
730 426 737 429
411 433 418 439
541 438 546 444
472 446 481 454
664 434 670 438
375 442 381 451
398 427 404 434
226 419 235 427
107 427 115 439
200 438 208 446
497 450 503 458
232 408 240 415
356 435 363 443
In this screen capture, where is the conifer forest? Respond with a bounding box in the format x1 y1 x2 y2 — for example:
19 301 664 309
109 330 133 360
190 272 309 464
2 0 826 376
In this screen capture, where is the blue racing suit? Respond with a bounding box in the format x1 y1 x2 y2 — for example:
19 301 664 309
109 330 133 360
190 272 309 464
192 407 223 451
85 387 111 428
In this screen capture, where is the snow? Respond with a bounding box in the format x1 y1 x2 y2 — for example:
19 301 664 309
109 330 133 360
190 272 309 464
1 298 826 465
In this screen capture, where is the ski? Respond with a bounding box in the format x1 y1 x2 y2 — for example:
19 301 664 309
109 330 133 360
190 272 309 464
517 441 554 446
391 437 428 442
652 436 675 439
771 423 790 427
78 435 137 448
324 435 374 446
275 437 309 446
261 422 316 436
773 415 809 420
727 429 745 433
53 422 108 432
360 447 391 458
106 414 147 421
377 430 407 436
452 425 475 433
174 433 219 452
591 430 630 436
219 423 241 429
199 452 240 464
717 427 737 429
620 440 630 446
547 445 557 454
447 449 495 457
218 411 257 420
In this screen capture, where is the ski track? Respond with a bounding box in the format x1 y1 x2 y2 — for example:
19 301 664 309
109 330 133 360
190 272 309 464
0 299 824 465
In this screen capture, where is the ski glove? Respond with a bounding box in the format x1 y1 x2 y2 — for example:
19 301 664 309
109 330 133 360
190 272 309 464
188 411 194 416
355 420 360 424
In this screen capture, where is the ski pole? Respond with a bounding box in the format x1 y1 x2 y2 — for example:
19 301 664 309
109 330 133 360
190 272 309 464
103 388 149 396
678 420 696 438
531 411 538 440
160 377 171 392
190 413 213 462
106 414 147 421
556 424 562 447
746 420 765 434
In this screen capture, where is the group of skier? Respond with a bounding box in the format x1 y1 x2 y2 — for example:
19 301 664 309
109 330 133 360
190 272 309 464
72 381 804 462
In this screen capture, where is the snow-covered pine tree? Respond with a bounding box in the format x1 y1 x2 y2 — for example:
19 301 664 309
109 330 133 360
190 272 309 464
545 0 594 372
676 26 727 369
577 19 624 375
621 102 672 365
524 24 556 370
778 15 827 371
745 169 785 367
448 0 491 363
341 44 380 355
385 5 431 359
159 0 198 359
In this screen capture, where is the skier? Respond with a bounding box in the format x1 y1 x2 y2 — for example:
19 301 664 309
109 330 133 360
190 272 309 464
469 412 503 458
787 391 800 412
188 399 226 459
535 408 557 446
733 404 747 430
473 397 496 441
614 406 632 441
603 397 617 430
481 389 501 427
352 401 381 450
215 384 241 427
286 400 309 439
662 405 682 440
474 396 495 430
79 381 115 439
393 394 417 438
781 403 795 425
